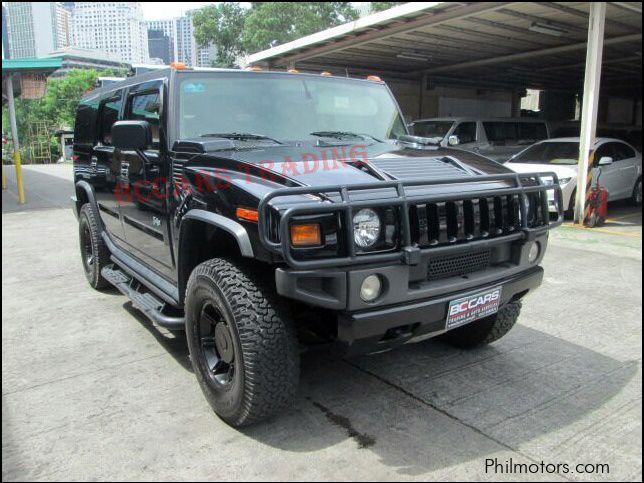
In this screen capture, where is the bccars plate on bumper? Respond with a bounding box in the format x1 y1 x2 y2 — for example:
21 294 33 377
446 286 502 330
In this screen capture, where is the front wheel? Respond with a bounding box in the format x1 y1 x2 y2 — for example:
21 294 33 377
185 258 299 427
630 178 642 206
440 301 522 349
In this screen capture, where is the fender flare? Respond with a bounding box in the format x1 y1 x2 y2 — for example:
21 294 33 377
179 209 254 258
74 180 103 228
177 209 254 302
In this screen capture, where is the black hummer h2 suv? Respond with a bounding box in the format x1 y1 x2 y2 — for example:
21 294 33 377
72 67 563 427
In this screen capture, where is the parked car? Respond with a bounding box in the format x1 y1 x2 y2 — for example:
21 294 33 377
72 67 563 427
551 122 642 152
409 117 551 162
507 137 642 218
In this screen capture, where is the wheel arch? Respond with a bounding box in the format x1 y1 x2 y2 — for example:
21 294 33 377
177 209 254 304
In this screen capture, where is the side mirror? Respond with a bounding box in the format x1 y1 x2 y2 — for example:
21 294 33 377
598 156 613 166
112 121 152 150
448 135 460 146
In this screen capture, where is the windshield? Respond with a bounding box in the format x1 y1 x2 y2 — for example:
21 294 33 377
411 121 454 139
512 142 580 165
177 73 407 142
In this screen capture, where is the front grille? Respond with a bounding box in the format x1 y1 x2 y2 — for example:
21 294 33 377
428 249 491 280
410 192 548 248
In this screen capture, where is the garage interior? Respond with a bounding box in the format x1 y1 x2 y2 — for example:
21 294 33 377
248 2 642 126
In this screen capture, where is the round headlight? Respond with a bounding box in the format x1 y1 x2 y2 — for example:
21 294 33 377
353 208 381 248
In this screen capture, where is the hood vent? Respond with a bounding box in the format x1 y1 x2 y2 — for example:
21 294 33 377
368 156 474 180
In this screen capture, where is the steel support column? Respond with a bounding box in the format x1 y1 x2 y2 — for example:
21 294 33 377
574 2 606 224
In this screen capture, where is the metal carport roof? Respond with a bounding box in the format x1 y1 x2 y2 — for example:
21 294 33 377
247 2 642 96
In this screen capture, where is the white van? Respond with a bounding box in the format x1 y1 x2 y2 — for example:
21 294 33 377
410 117 551 162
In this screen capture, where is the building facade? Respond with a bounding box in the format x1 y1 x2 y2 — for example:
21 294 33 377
146 18 176 63
3 2 71 59
147 29 172 64
148 11 216 68
71 2 149 63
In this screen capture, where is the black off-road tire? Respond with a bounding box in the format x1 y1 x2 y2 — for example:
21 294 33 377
441 301 522 349
630 178 642 206
185 258 299 427
78 203 111 290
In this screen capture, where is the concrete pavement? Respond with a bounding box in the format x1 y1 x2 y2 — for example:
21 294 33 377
2 165 642 481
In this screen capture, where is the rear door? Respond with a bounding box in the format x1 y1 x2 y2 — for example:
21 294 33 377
480 121 519 161
612 141 639 199
93 91 126 242
117 80 175 279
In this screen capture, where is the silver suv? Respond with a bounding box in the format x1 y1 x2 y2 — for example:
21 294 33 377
410 117 551 162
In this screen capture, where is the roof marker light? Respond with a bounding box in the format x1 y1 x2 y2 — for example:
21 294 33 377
287 68 299 73
246 66 263 71
367 75 382 82
320 71 332 76
170 62 187 70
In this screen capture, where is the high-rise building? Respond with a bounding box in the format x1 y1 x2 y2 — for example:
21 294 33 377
71 2 149 63
148 11 216 68
147 29 172 64
145 18 175 63
175 13 196 66
3 2 71 59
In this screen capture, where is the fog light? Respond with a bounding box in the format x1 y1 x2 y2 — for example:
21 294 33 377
360 275 382 302
528 242 540 263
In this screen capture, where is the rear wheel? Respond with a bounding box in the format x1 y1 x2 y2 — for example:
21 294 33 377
441 301 522 349
630 178 642 206
78 203 111 289
185 258 299 427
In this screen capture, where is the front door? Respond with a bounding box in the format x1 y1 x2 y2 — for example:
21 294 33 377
593 142 623 200
117 83 175 279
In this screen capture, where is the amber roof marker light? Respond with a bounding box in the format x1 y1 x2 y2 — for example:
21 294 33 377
170 62 187 70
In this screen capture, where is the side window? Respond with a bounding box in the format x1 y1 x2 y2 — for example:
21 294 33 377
483 122 518 145
74 102 98 145
519 123 548 142
613 142 635 161
454 122 476 143
98 95 122 145
126 91 161 149
594 143 614 166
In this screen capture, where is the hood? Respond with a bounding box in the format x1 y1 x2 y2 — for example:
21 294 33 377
185 141 512 188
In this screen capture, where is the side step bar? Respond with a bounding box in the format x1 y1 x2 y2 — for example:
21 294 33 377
101 265 185 331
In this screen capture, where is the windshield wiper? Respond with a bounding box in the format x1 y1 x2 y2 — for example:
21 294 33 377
200 132 282 144
310 131 382 142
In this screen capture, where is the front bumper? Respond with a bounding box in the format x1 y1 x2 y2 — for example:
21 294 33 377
337 266 542 356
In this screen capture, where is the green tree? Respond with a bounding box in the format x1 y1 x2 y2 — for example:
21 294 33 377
242 2 359 53
193 3 248 68
38 69 99 129
371 2 406 12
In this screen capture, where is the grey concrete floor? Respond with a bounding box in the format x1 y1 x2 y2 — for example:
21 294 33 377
2 165 642 481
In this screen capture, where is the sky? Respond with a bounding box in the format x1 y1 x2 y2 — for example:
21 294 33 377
140 2 215 20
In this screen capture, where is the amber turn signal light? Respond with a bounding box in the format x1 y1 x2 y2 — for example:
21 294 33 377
290 223 322 246
236 207 259 222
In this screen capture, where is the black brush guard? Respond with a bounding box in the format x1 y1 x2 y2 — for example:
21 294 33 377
258 172 564 270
